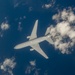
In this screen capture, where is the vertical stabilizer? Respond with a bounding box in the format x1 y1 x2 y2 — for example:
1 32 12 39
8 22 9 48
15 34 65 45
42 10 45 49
45 27 54 44
45 27 50 35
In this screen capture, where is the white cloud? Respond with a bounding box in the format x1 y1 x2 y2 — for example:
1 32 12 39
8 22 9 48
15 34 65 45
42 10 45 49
52 12 61 22
29 60 36 66
25 66 32 74
25 60 40 75
42 0 55 9
0 57 16 75
61 9 75 23
43 4 52 9
18 23 22 31
52 8 75 23
0 22 10 37
56 21 70 36
49 8 75 54
1 23 10 31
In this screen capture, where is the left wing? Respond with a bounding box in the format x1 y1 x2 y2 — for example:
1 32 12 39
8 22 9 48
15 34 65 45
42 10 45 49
30 44 49 59
29 20 38 40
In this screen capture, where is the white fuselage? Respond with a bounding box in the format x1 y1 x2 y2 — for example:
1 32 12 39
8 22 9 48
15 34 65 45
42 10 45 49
14 35 50 49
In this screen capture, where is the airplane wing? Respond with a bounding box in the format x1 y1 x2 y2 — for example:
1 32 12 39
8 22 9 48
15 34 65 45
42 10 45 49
31 44 49 59
29 20 38 40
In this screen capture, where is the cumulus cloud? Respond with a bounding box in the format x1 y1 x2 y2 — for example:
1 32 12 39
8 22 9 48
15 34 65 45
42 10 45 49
29 60 36 66
0 57 16 75
18 22 22 31
0 22 10 37
52 8 75 23
49 8 75 54
1 23 9 31
42 4 52 9
25 60 40 75
42 0 55 9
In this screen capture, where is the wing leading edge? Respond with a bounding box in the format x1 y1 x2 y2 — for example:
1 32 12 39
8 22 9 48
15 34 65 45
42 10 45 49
30 44 49 59
30 20 48 59
29 20 38 40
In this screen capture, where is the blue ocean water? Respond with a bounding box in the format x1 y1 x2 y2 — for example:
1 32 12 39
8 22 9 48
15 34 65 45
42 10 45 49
0 0 75 75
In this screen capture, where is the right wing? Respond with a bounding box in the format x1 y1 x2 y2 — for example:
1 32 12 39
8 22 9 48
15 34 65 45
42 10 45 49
30 44 49 59
29 20 38 40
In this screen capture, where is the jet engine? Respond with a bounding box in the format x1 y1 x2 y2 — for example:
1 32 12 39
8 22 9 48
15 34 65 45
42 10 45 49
27 36 30 39
30 48 34 51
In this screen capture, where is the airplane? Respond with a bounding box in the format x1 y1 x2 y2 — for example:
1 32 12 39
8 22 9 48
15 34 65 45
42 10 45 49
14 20 54 59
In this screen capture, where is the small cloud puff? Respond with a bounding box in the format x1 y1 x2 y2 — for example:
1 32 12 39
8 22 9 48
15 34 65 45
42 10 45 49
0 57 16 75
1 23 9 31
42 0 55 9
49 8 75 54
42 4 52 9
25 60 40 75
0 22 10 37
29 60 36 66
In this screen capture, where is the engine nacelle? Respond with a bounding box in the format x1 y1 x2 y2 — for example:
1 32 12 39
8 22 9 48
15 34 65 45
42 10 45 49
30 48 34 51
27 36 30 39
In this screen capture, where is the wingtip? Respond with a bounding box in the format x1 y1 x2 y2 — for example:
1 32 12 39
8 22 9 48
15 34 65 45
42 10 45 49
46 56 49 59
14 46 17 49
14 45 18 49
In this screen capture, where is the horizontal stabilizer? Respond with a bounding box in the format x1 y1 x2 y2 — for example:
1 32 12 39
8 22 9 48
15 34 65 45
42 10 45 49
46 36 54 45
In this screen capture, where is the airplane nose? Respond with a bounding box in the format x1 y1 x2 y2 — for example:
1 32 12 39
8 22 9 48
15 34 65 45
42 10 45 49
14 45 20 49
14 46 17 49
14 43 26 49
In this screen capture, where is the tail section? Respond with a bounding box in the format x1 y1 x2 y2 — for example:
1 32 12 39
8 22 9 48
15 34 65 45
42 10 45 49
45 27 54 44
46 38 54 44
